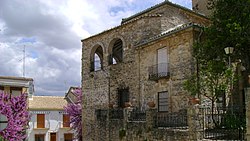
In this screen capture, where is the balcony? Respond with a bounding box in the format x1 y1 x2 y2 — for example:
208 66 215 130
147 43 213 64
148 63 170 81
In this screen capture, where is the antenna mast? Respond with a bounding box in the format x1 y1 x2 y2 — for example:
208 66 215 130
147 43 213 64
23 45 25 77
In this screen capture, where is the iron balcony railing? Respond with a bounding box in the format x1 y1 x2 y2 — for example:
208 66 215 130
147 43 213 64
128 109 146 122
148 63 170 81
155 109 188 128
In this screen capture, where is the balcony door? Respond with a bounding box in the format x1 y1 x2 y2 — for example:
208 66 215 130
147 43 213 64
157 47 168 76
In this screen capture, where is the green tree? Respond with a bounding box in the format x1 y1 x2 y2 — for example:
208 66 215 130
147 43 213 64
186 0 250 99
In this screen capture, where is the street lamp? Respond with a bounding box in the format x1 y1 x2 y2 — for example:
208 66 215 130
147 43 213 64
224 47 234 66
224 46 234 111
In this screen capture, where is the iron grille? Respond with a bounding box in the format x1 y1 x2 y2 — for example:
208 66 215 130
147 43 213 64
148 63 170 81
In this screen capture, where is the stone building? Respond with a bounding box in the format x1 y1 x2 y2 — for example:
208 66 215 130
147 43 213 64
81 1 209 140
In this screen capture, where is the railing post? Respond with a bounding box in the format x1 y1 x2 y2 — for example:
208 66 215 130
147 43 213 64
245 87 250 141
188 104 204 141
146 108 156 140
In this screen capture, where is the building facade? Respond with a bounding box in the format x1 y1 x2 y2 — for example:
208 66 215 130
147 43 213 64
27 96 74 141
81 1 209 140
0 76 34 131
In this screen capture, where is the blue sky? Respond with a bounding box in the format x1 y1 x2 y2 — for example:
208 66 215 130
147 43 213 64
0 0 192 96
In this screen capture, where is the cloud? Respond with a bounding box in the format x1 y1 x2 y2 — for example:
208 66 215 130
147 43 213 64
0 0 191 96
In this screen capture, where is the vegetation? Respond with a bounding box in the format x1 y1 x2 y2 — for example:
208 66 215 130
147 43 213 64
64 88 82 141
185 0 250 102
0 92 30 141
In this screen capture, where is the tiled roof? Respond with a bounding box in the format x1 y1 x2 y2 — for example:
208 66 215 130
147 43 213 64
28 96 67 110
135 23 203 47
81 1 208 42
121 0 207 24
0 76 33 81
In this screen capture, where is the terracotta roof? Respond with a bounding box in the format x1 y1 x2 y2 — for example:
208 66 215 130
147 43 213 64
28 96 67 110
121 0 207 24
135 23 203 47
0 76 33 81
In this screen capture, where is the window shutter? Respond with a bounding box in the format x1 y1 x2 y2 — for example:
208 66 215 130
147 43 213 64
63 114 70 127
157 48 168 74
37 114 45 128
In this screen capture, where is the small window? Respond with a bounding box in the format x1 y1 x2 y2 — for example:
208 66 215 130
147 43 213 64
117 88 129 108
158 91 168 112
10 87 22 97
35 134 45 141
0 86 4 91
63 114 70 127
37 114 45 128
64 133 73 141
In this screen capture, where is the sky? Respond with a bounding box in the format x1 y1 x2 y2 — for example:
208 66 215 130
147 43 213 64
0 0 191 96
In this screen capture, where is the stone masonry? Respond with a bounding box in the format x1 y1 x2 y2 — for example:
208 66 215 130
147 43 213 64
81 1 209 140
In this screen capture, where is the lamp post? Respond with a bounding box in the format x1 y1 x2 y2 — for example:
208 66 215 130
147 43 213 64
224 47 234 111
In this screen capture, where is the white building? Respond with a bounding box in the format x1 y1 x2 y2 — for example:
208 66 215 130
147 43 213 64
27 96 74 141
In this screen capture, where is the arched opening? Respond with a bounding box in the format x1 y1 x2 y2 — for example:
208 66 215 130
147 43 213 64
90 45 103 71
109 39 123 65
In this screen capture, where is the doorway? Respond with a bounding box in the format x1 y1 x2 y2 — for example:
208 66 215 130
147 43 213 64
50 133 56 141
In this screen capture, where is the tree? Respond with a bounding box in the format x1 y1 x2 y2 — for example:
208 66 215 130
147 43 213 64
0 92 30 141
64 88 82 141
185 0 250 100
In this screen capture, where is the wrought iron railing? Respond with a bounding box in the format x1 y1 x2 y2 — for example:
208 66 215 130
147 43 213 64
148 63 170 81
109 109 124 120
128 109 146 122
155 109 187 128
201 106 246 140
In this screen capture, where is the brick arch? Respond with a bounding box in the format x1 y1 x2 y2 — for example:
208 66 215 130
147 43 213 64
108 36 126 65
90 43 105 71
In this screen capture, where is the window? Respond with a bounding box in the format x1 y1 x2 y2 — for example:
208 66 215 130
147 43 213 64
10 87 22 97
109 39 123 65
117 88 129 108
64 133 73 141
37 114 45 128
35 134 45 141
157 47 168 76
90 45 103 72
0 86 4 91
63 114 70 127
158 91 168 112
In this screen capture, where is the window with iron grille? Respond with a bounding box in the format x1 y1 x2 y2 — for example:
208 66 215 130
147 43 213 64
117 88 129 108
158 91 168 112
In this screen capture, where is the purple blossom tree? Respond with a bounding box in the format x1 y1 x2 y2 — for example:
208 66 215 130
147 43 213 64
64 88 82 141
0 91 30 141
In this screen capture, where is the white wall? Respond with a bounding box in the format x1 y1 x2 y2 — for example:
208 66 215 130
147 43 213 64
27 110 75 141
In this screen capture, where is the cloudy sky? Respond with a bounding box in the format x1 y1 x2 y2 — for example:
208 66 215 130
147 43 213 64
0 0 191 96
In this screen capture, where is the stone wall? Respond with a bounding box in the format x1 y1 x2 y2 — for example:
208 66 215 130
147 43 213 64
81 2 209 140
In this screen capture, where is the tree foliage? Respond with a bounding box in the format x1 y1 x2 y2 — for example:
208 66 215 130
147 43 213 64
185 0 250 101
0 92 30 141
64 88 82 141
